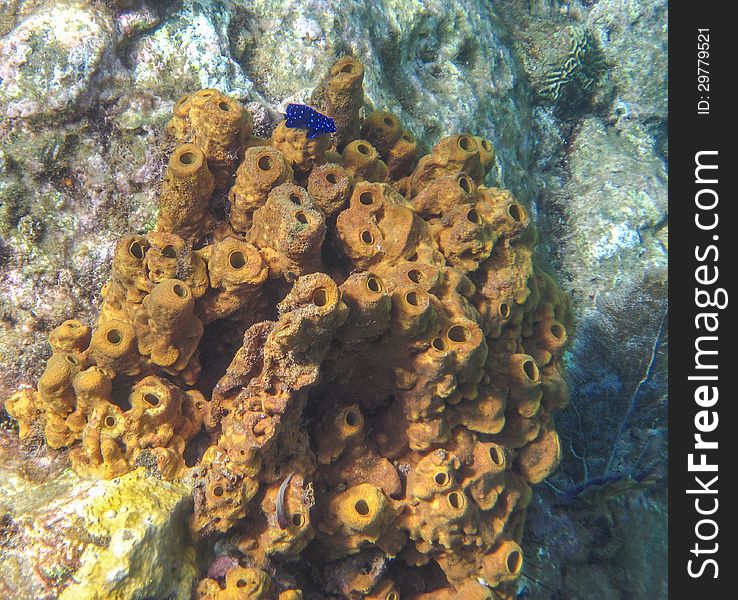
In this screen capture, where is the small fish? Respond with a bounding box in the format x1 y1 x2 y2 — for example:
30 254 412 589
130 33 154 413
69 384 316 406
276 472 295 529
285 104 336 139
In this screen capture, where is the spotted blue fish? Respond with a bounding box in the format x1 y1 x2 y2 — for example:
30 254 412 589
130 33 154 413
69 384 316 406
285 103 336 139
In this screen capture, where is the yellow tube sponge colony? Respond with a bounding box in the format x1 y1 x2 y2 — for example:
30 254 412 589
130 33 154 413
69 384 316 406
134 279 204 380
249 183 327 277
310 56 365 150
89 318 141 377
361 111 403 157
341 140 388 183
169 89 253 187
320 483 402 557
228 146 295 233
4 389 39 443
145 231 209 296
197 237 268 323
271 121 330 175
307 163 354 218
409 134 492 196
49 319 92 354
196 565 303 600
361 110 419 180
104 235 152 310
4 58 574 600
157 144 216 246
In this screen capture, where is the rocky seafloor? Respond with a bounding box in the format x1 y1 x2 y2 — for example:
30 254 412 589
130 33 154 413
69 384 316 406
0 0 667 598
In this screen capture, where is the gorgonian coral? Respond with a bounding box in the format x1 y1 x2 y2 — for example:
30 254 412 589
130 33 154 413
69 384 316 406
5 58 572 600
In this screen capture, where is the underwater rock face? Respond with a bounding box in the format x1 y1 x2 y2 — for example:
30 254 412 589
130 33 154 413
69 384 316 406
520 0 668 487
0 3 112 119
522 490 668 600
589 0 668 126
550 117 667 313
129 1 253 100
0 432 196 599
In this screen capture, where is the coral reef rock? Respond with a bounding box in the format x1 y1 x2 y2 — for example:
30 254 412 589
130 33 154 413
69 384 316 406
4 58 572 600
0 431 196 600
0 2 113 120
553 116 667 318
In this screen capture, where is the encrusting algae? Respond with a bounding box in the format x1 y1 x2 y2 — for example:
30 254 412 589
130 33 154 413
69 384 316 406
4 57 572 600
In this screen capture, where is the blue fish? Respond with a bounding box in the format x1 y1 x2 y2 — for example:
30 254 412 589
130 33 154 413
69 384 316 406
285 103 336 139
